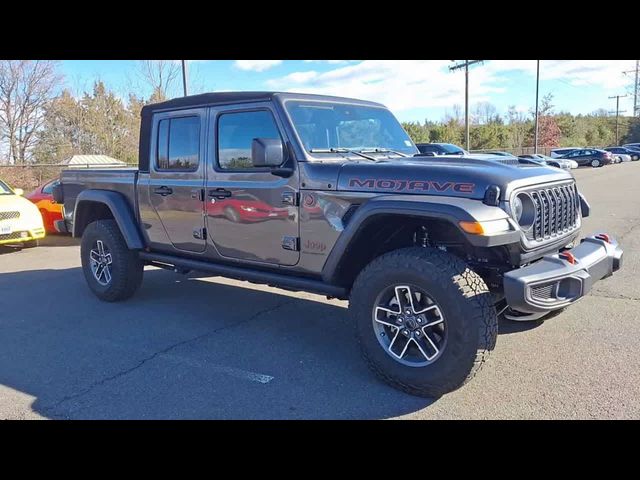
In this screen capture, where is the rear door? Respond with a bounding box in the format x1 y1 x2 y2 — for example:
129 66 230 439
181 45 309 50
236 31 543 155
148 109 207 253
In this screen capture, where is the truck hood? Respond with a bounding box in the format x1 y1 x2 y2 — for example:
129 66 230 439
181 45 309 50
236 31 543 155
336 155 574 200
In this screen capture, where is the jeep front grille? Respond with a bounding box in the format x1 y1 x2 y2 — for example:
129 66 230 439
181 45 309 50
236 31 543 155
0 211 20 221
526 182 579 242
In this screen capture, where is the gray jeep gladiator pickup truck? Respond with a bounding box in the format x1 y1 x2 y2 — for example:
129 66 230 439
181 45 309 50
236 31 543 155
53 91 624 397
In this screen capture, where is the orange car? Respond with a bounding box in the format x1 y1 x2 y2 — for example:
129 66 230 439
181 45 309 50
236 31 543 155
26 179 63 233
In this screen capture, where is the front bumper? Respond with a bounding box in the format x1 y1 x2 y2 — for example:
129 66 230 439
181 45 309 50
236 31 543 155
0 227 46 245
503 233 623 317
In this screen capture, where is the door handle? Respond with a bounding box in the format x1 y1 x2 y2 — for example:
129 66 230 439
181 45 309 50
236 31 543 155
209 188 232 199
153 186 173 196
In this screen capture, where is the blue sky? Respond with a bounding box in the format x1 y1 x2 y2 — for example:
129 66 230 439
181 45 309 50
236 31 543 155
60 60 638 123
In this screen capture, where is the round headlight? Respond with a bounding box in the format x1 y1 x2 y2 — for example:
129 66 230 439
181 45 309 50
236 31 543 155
512 195 523 222
512 193 535 229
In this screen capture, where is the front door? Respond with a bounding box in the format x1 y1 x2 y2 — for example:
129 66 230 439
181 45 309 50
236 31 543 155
148 109 207 253
205 105 299 266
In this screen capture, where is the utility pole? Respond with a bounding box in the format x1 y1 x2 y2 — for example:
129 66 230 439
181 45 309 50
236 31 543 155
181 60 189 97
636 60 639 116
449 60 484 150
534 60 540 154
622 61 639 116
608 94 627 145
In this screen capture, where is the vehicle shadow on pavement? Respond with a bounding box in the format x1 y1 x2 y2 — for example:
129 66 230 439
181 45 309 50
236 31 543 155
0 266 438 419
0 235 76 256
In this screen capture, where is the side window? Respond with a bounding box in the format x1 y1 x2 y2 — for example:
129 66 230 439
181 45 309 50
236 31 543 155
42 180 59 194
218 110 281 170
157 116 200 171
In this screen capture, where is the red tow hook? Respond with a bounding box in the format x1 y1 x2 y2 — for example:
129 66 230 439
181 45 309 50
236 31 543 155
559 251 577 265
595 233 611 243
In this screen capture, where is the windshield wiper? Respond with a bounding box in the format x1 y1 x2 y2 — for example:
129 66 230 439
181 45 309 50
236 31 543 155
310 148 378 162
364 148 410 158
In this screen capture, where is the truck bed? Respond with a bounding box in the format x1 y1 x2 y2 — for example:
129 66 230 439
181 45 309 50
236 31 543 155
60 168 139 224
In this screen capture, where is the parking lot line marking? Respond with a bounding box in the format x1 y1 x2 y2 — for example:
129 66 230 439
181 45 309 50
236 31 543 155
160 353 274 384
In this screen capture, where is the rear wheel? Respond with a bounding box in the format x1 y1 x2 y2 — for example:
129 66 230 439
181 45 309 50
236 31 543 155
350 247 498 398
80 220 143 302
591 159 601 167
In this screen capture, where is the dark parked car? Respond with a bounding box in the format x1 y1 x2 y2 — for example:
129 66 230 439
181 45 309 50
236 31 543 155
622 144 640 155
604 147 637 162
483 151 518 158
550 147 580 159
53 91 623 398
416 143 467 156
559 148 613 167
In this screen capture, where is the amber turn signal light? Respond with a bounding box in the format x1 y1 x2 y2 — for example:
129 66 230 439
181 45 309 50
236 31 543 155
459 221 484 235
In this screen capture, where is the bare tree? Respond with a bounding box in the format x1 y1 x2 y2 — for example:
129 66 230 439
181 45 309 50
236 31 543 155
472 102 498 125
0 60 61 164
136 60 180 102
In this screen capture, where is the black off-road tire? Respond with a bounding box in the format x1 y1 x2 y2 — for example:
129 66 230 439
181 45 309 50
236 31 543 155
350 247 498 398
80 220 143 302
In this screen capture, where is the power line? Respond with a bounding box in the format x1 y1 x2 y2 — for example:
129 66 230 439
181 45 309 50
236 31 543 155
449 60 484 150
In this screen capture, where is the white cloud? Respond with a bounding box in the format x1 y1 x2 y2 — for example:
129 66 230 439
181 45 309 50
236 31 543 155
234 60 283 72
486 60 634 90
267 60 495 112
265 60 636 114
303 60 351 64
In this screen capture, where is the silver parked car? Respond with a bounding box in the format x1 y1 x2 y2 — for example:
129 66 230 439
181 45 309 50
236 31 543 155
519 154 577 170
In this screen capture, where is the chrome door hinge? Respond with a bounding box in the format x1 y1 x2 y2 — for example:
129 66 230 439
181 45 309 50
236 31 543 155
193 228 207 240
282 191 298 206
282 236 299 251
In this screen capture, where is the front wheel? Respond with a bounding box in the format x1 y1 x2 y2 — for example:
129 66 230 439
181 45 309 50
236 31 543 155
350 247 498 398
80 220 143 302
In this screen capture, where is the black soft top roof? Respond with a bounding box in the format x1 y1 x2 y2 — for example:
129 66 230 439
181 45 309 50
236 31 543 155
141 91 276 114
141 91 385 115
138 91 386 173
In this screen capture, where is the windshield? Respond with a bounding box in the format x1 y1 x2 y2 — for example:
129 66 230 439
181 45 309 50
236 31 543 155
438 144 465 154
0 180 14 195
285 100 418 157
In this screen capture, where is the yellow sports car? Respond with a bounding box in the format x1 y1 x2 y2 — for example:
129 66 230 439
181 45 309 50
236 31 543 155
0 179 46 247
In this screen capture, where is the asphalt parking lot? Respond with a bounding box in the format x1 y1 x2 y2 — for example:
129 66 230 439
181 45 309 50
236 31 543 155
1 163 639 419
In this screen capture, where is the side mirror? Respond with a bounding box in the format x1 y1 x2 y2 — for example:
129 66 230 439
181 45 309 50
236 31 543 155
13 188 24 196
251 138 284 168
